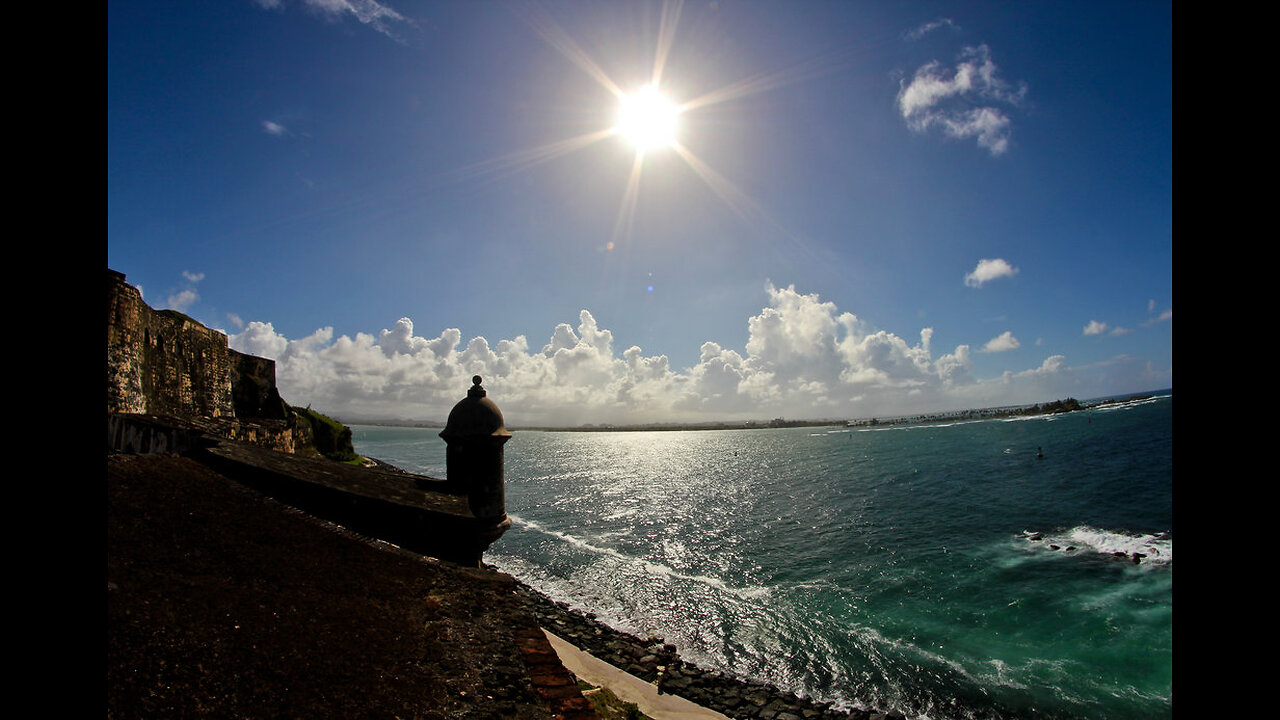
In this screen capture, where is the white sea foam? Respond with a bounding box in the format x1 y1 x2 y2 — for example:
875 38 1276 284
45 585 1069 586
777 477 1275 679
508 513 773 600
1000 413 1058 423
1094 394 1164 412
360 398 1172 720
1022 526 1172 565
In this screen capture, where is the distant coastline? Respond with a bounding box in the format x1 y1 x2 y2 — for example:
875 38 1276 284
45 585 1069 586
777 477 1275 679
342 388 1170 434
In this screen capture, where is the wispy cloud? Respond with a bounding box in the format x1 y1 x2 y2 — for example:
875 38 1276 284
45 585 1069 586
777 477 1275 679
254 0 414 42
262 120 289 136
1089 302 1169 336
898 44 1026 155
964 258 1018 287
1145 300 1172 325
905 18 958 41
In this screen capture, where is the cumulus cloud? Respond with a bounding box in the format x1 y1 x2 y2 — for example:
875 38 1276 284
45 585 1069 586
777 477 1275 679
898 44 1026 155
982 331 1020 353
163 270 205 312
964 258 1018 288
232 321 291 360
1021 354 1065 376
227 284 1096 425
166 289 199 312
1083 320 1109 336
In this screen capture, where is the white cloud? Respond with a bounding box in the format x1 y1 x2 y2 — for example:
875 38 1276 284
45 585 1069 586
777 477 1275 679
1145 305 1172 325
964 258 1018 288
163 271 205 312
232 321 291 360
1083 320 1109 336
227 284 1107 425
898 45 1026 155
905 18 958 41
1023 354 1065 376
166 289 199 312
263 121 288 136
256 0 413 41
982 331 1020 353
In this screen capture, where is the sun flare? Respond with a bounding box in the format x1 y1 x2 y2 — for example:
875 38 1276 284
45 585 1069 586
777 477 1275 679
490 1 817 250
615 84 680 153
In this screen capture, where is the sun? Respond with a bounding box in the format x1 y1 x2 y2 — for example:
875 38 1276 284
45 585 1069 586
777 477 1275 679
465 2 821 250
615 84 680 153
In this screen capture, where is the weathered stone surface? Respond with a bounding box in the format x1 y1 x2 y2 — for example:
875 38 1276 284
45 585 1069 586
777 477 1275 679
108 269 235 418
107 269 316 455
231 350 289 420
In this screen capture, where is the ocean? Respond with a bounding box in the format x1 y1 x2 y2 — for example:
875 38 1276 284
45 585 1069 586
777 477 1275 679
351 392 1172 719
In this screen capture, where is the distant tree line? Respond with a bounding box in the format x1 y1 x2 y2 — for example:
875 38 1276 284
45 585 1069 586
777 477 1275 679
848 395 1126 428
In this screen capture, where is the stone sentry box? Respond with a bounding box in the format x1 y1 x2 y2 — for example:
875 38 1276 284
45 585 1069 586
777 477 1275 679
439 376 513 554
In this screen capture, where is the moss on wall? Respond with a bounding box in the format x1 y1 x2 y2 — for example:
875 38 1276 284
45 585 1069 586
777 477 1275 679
292 406 358 462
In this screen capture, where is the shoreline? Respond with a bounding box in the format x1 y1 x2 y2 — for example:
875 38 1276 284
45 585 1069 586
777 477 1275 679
109 448 888 719
510 577 900 720
543 629 730 720
362 452 898 718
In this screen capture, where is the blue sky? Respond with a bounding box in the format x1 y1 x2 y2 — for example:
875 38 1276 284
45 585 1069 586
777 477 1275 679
108 0 1172 425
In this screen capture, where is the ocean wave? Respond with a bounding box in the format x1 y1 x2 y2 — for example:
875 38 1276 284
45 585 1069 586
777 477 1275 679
1093 394 1166 412
1020 526 1172 565
1000 413 1058 423
507 513 774 599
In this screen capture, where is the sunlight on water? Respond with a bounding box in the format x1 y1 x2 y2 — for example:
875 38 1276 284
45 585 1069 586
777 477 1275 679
352 395 1172 719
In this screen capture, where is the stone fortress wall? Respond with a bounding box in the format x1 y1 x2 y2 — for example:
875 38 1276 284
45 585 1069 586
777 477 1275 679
107 268 299 452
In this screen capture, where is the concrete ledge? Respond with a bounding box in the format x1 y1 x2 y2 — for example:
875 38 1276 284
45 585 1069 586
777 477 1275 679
195 438 507 566
109 412 509 567
544 630 730 720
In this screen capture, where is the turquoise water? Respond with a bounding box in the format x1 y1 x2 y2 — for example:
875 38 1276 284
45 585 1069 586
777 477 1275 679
352 393 1172 719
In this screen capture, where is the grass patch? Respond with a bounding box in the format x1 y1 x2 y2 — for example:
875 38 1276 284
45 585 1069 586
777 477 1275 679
576 682 652 720
292 406 359 462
